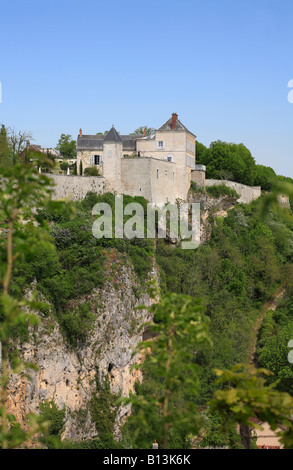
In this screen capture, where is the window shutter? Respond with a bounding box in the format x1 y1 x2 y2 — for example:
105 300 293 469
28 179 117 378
90 155 94 166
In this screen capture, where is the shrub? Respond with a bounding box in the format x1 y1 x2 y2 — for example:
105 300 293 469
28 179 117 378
206 184 239 199
84 167 101 176
189 181 205 193
39 400 66 436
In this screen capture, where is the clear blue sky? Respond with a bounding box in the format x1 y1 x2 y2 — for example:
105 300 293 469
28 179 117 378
1 0 293 177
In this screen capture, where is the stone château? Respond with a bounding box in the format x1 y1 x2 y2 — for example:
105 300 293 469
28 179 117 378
76 113 206 203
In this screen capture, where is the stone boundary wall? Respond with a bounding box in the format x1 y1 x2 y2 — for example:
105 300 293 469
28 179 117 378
45 174 107 201
205 179 261 204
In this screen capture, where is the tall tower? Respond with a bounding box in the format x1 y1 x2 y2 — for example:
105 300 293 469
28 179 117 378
103 126 123 193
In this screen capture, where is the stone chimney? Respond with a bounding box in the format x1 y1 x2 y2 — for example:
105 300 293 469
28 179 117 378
79 128 82 137
171 113 178 130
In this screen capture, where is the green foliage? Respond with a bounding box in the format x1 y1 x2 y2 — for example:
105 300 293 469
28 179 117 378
30 191 153 349
90 374 119 448
0 163 67 448
194 141 207 165
189 181 205 194
60 161 69 173
84 166 102 176
39 400 66 436
55 134 76 159
257 278 293 395
121 290 212 449
198 139 289 190
206 184 239 199
209 364 293 449
155 198 293 404
60 302 95 346
254 164 277 190
199 412 242 449
0 124 10 166
130 126 155 136
201 141 256 185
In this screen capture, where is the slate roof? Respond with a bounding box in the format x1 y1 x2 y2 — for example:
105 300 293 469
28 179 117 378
77 128 153 151
103 126 122 143
77 136 103 150
158 117 196 137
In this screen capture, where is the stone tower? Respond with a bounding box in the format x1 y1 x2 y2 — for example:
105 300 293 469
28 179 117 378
102 126 123 193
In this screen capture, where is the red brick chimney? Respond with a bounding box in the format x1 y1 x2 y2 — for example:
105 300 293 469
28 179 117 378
79 128 82 137
171 113 178 130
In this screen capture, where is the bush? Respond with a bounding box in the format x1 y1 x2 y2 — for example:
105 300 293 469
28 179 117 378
189 181 205 193
39 400 66 436
206 184 239 198
84 167 101 176
60 302 95 346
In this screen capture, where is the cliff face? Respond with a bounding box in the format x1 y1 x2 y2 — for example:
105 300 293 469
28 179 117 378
7 254 157 442
188 192 237 243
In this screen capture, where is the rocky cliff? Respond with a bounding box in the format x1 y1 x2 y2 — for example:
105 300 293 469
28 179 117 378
188 192 237 243
7 251 157 442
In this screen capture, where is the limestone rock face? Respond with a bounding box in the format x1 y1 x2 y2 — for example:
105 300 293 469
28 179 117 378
188 192 236 244
7 258 156 442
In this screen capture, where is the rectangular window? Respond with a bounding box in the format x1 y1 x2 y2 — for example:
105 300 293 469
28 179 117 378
94 155 102 165
108 150 112 157
157 140 165 150
157 169 159 179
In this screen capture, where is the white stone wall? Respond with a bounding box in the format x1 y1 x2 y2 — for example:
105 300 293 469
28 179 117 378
121 158 177 203
121 158 152 201
205 179 261 204
151 130 194 200
103 142 122 193
47 174 106 201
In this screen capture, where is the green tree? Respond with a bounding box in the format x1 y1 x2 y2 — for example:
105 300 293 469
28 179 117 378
202 141 256 185
254 164 277 190
122 287 212 449
194 141 207 165
55 134 76 159
0 125 10 166
130 126 155 136
6 128 32 165
209 364 293 449
60 161 70 174
0 163 65 448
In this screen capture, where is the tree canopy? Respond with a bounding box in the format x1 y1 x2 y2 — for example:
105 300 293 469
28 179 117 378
55 134 76 159
130 126 155 136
